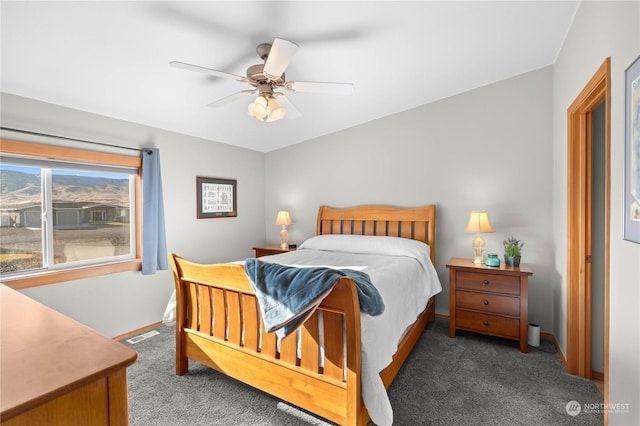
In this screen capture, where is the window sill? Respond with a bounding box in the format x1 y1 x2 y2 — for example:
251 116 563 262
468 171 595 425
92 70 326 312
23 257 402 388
1 259 142 289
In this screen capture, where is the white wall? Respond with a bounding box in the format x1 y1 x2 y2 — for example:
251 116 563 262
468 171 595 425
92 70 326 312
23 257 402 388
265 66 555 329
552 1 639 423
1 92 266 337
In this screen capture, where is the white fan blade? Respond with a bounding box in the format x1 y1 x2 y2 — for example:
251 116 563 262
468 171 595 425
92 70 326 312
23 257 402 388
207 90 256 108
284 81 353 95
169 61 248 82
274 93 302 119
263 38 298 79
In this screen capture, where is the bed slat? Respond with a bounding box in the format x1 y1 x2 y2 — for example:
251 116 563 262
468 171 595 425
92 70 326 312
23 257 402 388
199 286 213 335
387 221 399 237
212 288 226 339
414 222 427 244
279 332 297 365
399 221 412 239
243 294 260 350
322 310 345 381
364 220 374 235
300 313 320 373
227 291 243 345
261 325 277 356
187 283 198 331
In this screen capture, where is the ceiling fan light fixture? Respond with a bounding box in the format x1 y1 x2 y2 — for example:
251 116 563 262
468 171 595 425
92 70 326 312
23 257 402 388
266 97 286 122
247 95 268 120
248 95 286 122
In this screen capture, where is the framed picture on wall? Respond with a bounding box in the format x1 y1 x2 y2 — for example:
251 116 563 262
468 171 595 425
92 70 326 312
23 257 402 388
196 176 237 219
624 55 640 243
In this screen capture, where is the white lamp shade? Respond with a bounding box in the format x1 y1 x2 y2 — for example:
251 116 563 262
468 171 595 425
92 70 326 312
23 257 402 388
267 97 286 122
248 96 268 119
464 210 494 233
274 210 292 226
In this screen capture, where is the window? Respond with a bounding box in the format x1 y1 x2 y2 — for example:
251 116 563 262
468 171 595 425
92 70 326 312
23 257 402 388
0 139 142 288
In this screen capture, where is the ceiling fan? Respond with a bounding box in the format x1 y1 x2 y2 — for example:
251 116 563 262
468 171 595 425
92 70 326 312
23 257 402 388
170 38 353 122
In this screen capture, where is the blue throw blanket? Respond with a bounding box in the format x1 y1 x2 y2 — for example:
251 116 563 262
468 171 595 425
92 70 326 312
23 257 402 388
244 258 385 339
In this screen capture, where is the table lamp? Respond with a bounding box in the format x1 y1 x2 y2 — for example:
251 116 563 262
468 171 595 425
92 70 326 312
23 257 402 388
464 210 494 264
275 210 293 249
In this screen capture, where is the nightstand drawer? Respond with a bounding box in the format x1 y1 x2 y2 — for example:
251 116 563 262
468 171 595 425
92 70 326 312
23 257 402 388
456 290 520 316
456 310 520 338
457 271 520 296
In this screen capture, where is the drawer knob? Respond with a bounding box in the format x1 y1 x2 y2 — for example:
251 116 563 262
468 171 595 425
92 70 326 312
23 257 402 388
483 320 489 326
483 280 489 285
483 300 489 305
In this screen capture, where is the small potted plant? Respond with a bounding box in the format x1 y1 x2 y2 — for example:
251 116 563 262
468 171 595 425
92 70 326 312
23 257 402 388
503 237 524 267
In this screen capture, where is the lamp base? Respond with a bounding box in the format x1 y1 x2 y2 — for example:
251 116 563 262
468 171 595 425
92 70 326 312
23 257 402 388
279 226 288 250
471 233 486 265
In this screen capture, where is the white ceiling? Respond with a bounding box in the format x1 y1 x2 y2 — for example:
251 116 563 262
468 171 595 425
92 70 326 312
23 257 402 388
0 1 579 153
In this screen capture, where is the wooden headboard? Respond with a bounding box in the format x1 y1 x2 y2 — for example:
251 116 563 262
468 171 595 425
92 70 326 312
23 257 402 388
316 204 436 264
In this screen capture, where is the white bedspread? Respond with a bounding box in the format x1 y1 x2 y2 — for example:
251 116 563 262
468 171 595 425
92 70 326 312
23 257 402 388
259 235 442 426
164 234 442 425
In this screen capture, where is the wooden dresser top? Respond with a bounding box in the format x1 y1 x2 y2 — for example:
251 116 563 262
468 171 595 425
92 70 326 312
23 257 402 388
0 284 138 420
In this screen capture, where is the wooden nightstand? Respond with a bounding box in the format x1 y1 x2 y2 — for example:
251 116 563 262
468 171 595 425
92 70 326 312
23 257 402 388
446 257 533 353
252 244 296 258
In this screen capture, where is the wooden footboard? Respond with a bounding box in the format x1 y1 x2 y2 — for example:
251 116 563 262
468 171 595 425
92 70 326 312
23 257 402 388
170 255 364 425
170 254 436 426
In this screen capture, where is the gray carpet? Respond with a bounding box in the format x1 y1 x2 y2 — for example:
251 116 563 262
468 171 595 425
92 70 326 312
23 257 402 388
123 318 603 425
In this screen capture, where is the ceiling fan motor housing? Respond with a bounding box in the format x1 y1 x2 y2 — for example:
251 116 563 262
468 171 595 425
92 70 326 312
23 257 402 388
256 82 275 96
246 64 285 86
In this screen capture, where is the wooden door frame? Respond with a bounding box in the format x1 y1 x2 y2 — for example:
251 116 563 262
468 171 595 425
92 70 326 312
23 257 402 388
566 57 610 420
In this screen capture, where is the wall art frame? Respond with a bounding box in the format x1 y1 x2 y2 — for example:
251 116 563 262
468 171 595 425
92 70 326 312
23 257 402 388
196 176 237 219
624 55 640 243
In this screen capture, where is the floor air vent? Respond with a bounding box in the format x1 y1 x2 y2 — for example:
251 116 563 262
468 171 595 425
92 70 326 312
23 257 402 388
126 330 160 344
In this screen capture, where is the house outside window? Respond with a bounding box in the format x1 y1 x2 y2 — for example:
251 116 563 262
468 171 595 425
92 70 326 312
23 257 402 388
0 139 142 288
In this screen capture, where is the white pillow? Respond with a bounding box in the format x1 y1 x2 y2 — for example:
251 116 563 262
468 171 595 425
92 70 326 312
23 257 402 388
299 234 431 263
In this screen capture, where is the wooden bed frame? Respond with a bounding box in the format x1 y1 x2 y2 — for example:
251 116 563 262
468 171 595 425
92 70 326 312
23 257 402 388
169 204 437 425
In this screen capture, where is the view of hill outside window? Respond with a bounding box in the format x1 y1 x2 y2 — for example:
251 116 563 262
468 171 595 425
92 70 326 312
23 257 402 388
0 163 133 274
